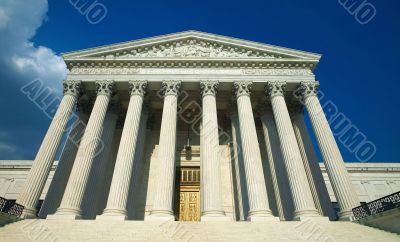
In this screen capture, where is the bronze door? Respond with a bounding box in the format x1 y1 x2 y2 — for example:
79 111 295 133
175 167 200 221
177 188 200 221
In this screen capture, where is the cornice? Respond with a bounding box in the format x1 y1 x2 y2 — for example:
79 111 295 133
65 58 317 71
63 32 322 72
319 163 400 173
62 31 321 60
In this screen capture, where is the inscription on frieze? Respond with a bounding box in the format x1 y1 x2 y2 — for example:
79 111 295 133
70 68 313 76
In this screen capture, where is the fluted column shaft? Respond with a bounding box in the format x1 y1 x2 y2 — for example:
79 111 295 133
149 81 181 221
51 81 116 219
38 107 89 218
290 106 335 219
17 81 82 218
100 81 147 219
259 109 286 221
127 108 149 218
299 81 360 219
200 81 226 220
82 106 118 219
266 81 319 220
230 111 246 221
233 81 274 221
96 129 123 214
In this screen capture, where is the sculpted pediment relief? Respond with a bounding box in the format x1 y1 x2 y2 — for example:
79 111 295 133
104 39 280 59
63 31 321 61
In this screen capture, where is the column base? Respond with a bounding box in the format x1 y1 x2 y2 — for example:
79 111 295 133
247 210 279 221
98 208 128 220
247 215 280 222
145 215 175 222
46 214 82 220
96 214 127 220
338 216 355 221
20 207 38 219
292 209 321 221
47 207 82 220
293 216 329 222
339 209 356 221
146 210 175 222
201 215 232 222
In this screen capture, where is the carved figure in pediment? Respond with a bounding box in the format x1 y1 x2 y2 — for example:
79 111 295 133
108 39 283 59
186 46 197 57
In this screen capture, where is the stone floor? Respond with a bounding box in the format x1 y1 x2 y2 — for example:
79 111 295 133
0 219 399 242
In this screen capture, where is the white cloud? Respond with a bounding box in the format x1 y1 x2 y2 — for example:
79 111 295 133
0 0 68 95
0 8 10 29
0 142 17 154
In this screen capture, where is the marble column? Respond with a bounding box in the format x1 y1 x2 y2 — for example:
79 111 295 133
96 126 123 215
289 101 336 219
200 80 227 221
298 81 360 220
17 80 82 218
232 81 276 221
38 101 89 218
148 80 181 221
82 102 119 219
230 109 246 221
127 107 149 219
99 80 148 220
49 80 116 219
259 105 286 221
265 81 320 220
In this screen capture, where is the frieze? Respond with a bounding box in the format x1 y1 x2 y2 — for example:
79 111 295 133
70 68 140 75
242 69 312 75
70 68 313 76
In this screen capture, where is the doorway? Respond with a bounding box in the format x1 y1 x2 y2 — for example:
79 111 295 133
174 167 200 221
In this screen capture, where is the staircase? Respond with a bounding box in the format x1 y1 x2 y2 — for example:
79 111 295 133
0 219 399 241
0 197 24 227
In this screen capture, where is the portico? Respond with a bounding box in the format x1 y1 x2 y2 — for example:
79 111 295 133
16 31 360 222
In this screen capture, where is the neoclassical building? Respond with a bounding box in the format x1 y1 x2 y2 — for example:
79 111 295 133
14 31 366 223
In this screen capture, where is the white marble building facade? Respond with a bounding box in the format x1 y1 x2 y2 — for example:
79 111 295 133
2 161 400 218
4 31 394 222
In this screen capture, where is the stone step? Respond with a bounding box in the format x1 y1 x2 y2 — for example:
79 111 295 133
0 219 398 242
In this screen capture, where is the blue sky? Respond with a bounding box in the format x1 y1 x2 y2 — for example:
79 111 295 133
0 0 399 162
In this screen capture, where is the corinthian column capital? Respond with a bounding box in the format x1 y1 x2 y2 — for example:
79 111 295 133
298 81 320 99
162 80 181 96
95 80 116 97
233 80 252 98
200 80 219 97
265 81 286 99
63 80 83 97
128 80 148 97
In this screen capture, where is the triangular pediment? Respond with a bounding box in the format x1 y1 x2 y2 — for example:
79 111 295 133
63 31 321 61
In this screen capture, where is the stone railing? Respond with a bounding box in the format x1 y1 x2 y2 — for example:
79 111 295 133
352 191 400 220
0 197 24 217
